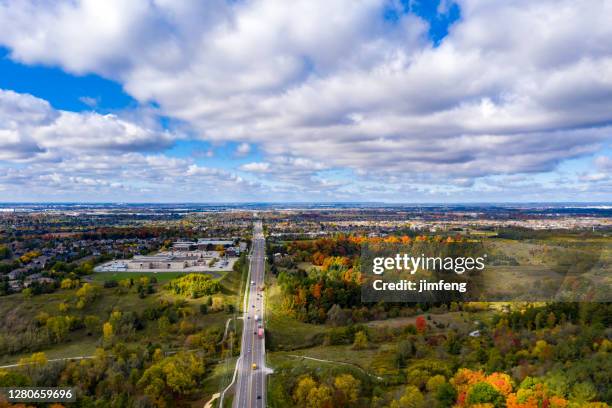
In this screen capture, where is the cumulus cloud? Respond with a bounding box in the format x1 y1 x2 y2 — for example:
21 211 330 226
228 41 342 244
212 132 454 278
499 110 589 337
1 0 611 199
0 89 175 161
0 89 249 201
0 151 262 201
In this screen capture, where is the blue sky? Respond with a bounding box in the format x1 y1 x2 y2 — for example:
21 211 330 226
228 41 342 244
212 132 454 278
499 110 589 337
0 47 135 112
0 0 610 202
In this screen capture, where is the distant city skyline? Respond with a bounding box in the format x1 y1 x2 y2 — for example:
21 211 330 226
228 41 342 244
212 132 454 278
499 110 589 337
0 0 611 202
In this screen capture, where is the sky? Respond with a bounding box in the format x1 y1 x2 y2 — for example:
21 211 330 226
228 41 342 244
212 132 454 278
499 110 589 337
0 0 611 203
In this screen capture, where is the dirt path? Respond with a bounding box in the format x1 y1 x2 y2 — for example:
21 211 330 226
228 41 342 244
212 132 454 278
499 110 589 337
286 354 383 380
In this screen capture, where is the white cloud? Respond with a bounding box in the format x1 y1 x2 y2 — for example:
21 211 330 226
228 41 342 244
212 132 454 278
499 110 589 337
0 151 262 201
37 111 175 152
240 162 270 173
79 96 98 107
1 0 612 199
0 89 253 200
0 89 176 161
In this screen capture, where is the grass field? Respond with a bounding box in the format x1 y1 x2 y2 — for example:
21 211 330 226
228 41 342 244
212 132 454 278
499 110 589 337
270 342 399 377
297 261 320 271
88 270 222 283
0 334 99 366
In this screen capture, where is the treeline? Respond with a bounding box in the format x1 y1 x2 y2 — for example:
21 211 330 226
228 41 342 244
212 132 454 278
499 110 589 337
283 234 477 264
494 227 605 241
166 274 221 299
495 302 611 331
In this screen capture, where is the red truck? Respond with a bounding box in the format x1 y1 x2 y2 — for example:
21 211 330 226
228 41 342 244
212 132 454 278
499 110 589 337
258 328 264 338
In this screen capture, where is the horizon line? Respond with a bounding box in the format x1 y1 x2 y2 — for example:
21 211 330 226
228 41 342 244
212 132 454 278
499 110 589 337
1 201 611 205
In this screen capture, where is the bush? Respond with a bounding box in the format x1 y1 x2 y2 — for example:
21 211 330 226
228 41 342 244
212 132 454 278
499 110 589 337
467 382 504 407
166 274 221 298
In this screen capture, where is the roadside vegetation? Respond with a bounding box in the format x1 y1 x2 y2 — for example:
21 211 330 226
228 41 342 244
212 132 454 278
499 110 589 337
0 256 249 406
265 231 612 408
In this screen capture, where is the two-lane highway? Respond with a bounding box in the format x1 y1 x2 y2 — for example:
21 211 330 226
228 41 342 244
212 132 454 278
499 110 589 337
234 220 267 408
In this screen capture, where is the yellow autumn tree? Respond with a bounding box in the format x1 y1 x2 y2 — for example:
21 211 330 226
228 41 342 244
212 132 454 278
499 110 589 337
102 322 113 340
334 373 361 404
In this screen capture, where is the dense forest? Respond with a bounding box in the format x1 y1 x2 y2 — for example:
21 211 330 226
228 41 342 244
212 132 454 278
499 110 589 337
266 235 612 407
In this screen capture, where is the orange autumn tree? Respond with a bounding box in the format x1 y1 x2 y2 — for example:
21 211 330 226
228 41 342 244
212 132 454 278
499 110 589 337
506 381 569 408
486 372 513 396
451 369 515 407
311 282 323 300
451 368 487 405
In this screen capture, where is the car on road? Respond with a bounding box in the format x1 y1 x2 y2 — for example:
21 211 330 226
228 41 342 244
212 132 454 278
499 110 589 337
252 363 257 370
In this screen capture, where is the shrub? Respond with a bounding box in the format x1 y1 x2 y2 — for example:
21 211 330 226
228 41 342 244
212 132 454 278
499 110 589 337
166 274 221 298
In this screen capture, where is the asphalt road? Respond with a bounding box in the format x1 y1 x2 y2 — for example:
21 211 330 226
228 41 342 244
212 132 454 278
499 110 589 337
234 220 267 408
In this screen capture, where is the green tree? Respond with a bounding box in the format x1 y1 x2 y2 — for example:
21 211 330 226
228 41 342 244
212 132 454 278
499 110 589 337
396 339 416 366
199 304 208 315
0 245 11 259
84 315 101 335
545 372 569 397
570 381 597 403
466 382 504 407
435 382 457 408
0 369 30 387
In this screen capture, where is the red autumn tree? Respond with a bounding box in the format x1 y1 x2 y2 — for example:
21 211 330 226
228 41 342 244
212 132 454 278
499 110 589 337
416 316 427 333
